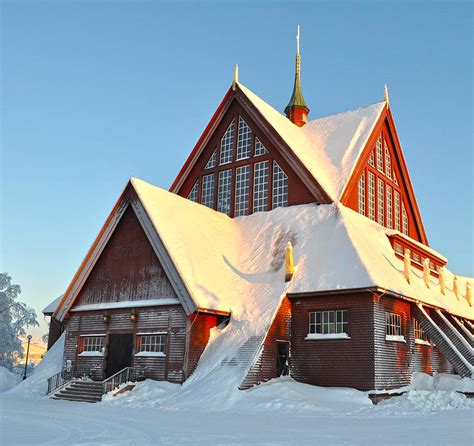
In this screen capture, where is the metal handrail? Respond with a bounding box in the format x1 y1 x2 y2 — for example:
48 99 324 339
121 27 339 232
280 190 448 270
46 366 141 397
46 367 75 395
102 367 139 395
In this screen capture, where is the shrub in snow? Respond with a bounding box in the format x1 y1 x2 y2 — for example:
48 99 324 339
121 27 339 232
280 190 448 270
0 273 38 369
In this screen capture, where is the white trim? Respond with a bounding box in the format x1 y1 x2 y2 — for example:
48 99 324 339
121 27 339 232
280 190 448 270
78 351 104 357
71 298 180 312
79 334 105 337
385 335 406 342
415 339 431 346
305 333 351 340
134 351 166 357
136 332 168 336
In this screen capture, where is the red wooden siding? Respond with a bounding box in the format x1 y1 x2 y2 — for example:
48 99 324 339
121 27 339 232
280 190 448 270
240 297 292 389
289 293 376 390
374 295 452 390
186 312 219 377
342 116 427 244
75 205 177 306
175 99 316 215
63 305 188 382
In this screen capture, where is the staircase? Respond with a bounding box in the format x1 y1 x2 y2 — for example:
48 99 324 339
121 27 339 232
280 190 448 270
221 335 265 370
52 380 104 403
414 304 474 378
47 367 140 403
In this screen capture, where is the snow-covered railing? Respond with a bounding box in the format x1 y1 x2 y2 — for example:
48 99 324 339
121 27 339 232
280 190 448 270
46 367 75 395
102 367 139 395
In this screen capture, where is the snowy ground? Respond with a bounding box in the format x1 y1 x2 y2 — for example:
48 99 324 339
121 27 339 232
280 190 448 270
1 337 473 445
1 377 473 446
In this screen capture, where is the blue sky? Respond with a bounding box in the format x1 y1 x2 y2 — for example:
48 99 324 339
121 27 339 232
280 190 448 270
1 1 472 337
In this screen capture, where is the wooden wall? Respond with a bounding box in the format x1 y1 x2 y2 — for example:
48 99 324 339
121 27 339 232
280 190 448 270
374 295 452 389
64 304 187 383
290 293 375 390
75 205 177 306
342 117 425 243
186 312 219 377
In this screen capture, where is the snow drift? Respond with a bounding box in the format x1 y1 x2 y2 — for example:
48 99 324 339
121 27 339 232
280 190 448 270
7 333 65 397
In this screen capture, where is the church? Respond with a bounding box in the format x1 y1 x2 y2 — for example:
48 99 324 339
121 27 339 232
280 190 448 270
43 29 473 401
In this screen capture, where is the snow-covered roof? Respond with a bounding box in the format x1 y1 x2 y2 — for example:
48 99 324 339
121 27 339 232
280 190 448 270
42 294 63 315
238 83 386 201
55 178 472 326
131 178 472 320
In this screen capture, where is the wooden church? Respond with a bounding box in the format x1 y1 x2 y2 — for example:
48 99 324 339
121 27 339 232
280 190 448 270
44 29 473 400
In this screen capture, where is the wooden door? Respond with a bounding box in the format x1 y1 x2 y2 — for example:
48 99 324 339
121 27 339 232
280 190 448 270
105 334 134 378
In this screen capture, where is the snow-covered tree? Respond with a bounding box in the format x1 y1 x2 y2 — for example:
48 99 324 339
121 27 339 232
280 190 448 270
0 273 38 369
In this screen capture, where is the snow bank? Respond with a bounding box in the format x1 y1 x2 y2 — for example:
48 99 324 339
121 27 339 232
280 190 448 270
412 372 474 393
0 367 20 393
102 376 371 414
7 333 65 397
376 390 474 414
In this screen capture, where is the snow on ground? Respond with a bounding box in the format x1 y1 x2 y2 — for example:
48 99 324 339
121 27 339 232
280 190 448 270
0 367 19 393
1 341 473 446
1 376 473 446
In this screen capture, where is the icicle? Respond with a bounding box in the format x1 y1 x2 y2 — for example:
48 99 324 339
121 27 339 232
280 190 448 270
438 267 446 295
466 282 472 306
423 258 430 288
453 275 459 299
285 241 294 282
403 248 411 284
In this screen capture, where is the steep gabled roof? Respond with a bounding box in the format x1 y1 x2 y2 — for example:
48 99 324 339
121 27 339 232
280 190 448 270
55 178 473 324
239 83 386 201
171 81 386 203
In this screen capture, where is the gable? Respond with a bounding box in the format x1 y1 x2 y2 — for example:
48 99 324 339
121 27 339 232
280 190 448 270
54 184 197 321
340 109 428 244
171 85 330 216
74 205 177 307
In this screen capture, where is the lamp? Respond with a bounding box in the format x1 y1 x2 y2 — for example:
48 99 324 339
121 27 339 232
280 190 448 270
130 311 138 322
22 335 32 381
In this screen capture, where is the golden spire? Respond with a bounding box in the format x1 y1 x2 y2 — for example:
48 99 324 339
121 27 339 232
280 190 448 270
285 25 309 116
232 64 239 91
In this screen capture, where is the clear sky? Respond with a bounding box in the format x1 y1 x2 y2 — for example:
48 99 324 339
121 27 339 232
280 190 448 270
1 1 472 338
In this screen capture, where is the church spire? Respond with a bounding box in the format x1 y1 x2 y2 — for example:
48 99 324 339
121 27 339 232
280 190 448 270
285 25 310 127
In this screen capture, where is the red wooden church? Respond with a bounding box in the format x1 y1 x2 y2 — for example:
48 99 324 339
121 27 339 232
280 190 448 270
44 30 473 401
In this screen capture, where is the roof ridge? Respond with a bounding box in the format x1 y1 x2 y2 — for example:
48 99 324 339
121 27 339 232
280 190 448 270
308 101 386 123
